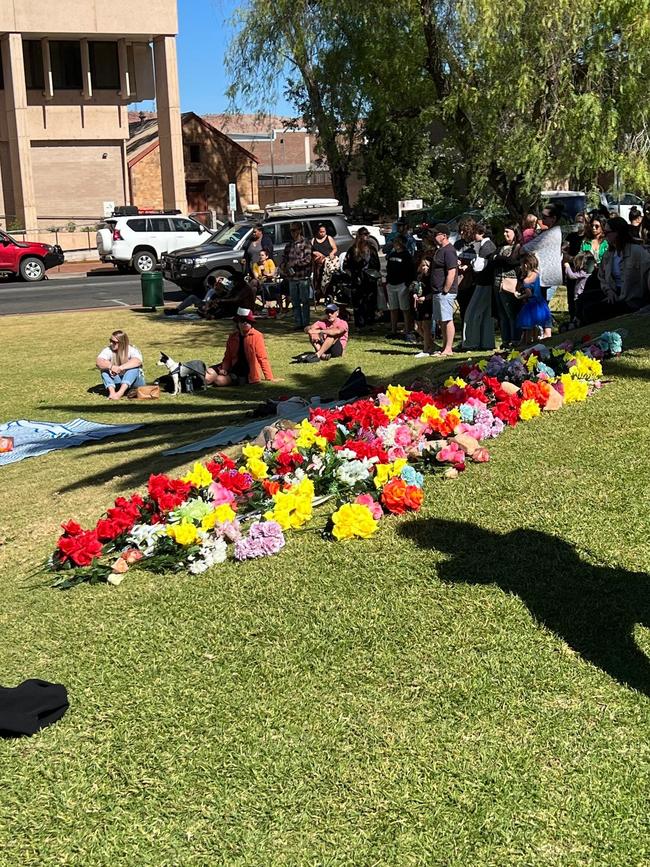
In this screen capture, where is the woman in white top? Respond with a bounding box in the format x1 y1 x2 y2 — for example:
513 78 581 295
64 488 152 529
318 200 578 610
96 330 145 400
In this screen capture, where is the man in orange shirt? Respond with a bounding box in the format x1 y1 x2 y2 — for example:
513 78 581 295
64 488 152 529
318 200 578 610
205 308 275 386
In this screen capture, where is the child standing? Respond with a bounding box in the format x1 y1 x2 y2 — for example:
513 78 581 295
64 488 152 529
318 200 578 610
515 252 552 345
522 214 538 244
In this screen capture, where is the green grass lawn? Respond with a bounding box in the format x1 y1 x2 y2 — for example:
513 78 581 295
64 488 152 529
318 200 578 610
1 308 650 866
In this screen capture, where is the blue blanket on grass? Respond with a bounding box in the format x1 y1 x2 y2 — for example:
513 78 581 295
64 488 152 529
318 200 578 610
0 418 143 467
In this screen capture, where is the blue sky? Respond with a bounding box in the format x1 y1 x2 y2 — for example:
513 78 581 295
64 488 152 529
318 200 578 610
132 0 294 116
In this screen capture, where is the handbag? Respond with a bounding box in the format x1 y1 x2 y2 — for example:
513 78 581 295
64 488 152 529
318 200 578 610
127 384 160 400
500 275 519 294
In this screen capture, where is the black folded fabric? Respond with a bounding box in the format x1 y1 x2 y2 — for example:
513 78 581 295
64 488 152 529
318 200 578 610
0 679 69 736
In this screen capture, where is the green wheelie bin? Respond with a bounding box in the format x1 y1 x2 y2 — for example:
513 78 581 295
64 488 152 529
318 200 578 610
141 271 164 311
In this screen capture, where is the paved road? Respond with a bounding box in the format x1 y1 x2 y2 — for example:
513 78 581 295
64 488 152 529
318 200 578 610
0 272 183 316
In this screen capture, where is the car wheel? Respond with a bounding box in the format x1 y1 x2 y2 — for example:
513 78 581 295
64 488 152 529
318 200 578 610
132 249 157 274
20 257 45 282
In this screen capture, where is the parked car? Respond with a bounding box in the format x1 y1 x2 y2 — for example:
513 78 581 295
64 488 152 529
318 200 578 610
605 192 644 222
162 202 354 294
96 213 213 274
348 224 385 250
0 229 64 282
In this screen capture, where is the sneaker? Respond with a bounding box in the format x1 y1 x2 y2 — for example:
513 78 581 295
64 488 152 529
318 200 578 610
404 332 418 344
414 350 431 358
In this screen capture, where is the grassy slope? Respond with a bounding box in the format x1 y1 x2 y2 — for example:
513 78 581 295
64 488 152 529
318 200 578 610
1 310 649 866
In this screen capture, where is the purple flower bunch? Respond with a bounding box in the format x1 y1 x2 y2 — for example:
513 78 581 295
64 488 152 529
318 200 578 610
234 521 286 560
459 407 504 441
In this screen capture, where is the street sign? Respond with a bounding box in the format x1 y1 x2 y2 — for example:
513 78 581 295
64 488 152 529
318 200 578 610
228 183 237 213
398 198 423 217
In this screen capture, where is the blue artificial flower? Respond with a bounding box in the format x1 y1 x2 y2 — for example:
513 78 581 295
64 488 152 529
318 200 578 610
459 402 476 423
401 465 424 488
536 361 556 378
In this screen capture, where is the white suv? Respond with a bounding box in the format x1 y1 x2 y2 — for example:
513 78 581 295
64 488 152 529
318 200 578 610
96 214 213 274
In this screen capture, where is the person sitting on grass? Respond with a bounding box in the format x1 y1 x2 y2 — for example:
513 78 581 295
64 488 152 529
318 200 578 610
96 330 145 400
304 302 349 362
204 308 274 387
165 274 221 317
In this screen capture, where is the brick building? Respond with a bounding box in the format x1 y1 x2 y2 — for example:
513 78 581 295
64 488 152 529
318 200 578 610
127 112 259 217
206 114 362 208
0 0 185 230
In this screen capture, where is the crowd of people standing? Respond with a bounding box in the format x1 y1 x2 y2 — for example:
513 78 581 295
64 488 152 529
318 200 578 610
96 200 650 398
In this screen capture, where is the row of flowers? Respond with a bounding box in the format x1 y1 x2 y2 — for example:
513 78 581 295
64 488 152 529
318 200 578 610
49 331 623 588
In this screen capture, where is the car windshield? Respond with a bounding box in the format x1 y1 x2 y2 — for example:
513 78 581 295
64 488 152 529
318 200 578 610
209 222 252 248
0 230 19 244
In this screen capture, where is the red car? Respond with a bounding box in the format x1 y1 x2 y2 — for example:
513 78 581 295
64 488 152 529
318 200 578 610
0 229 64 282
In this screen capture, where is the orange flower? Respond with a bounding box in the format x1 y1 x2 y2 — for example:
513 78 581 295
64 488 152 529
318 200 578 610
380 478 424 514
262 479 281 497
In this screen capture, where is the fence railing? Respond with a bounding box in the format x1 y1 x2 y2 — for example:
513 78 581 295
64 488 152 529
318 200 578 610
259 171 331 188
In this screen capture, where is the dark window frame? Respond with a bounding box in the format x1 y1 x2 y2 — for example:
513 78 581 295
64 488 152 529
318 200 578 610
89 41 120 90
23 40 45 90
50 40 83 90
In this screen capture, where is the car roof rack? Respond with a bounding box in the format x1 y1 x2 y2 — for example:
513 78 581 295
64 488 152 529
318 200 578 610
264 198 343 217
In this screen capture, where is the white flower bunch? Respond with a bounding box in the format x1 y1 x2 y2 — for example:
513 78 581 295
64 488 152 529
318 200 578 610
188 536 228 575
127 523 167 557
335 458 373 486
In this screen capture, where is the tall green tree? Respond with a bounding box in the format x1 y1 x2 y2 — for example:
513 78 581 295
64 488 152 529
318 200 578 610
226 0 374 211
416 0 650 214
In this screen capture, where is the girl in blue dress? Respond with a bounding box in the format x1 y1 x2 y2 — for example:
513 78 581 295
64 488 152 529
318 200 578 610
516 252 552 344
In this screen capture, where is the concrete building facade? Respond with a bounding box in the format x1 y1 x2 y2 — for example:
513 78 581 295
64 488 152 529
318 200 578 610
0 0 185 230
127 112 259 218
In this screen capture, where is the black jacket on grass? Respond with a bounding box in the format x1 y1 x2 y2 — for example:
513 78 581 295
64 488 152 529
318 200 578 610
0 679 69 736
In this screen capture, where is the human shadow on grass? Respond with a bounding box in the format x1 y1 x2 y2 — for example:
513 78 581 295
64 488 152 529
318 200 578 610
401 518 650 696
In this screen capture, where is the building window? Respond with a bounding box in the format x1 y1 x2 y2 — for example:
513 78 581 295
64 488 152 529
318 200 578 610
23 40 45 90
50 41 82 90
89 41 120 90
189 144 201 164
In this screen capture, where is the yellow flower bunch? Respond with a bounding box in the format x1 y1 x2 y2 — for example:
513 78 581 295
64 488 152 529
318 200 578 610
182 462 213 489
444 376 467 388
167 521 200 546
374 458 407 489
519 399 541 421
240 444 269 479
569 352 603 381
242 444 265 461
382 384 411 420
201 504 237 531
331 503 378 540
246 457 268 480
264 478 314 530
560 373 589 404
420 403 441 424
294 420 327 451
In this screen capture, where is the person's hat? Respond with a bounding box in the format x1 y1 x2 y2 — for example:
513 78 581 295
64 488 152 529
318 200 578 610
325 303 339 313
234 307 255 322
432 223 450 236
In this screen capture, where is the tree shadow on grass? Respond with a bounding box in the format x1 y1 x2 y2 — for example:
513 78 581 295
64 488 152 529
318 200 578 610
401 518 650 696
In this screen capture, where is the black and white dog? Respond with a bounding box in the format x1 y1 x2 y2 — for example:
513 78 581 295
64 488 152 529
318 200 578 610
157 352 207 395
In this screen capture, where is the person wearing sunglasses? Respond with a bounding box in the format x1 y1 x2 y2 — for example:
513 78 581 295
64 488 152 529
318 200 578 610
96 329 145 400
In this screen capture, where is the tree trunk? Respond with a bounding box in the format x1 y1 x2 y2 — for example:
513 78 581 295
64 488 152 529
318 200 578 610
329 166 351 212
